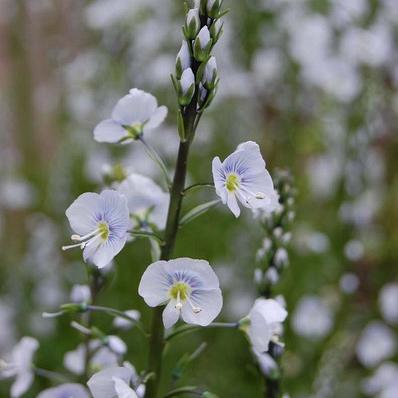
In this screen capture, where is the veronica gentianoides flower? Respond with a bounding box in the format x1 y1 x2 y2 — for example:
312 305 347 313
94 88 167 144
212 141 279 217
62 190 130 268
138 258 223 329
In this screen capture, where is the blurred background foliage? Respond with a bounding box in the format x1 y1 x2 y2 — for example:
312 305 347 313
0 0 397 397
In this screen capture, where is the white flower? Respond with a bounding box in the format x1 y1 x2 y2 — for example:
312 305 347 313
246 298 287 353
255 351 278 377
138 258 223 329
212 141 279 217
113 310 141 330
62 190 130 268
37 384 90 398
180 68 195 96
379 283 398 325
70 284 91 303
356 321 396 368
117 174 169 230
94 88 167 144
292 295 333 339
64 341 119 375
88 366 138 398
0 337 39 398
361 362 398 396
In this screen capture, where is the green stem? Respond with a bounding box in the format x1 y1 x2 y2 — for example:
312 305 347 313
34 367 70 383
163 387 202 398
140 136 172 187
129 230 165 245
166 322 238 342
182 183 215 195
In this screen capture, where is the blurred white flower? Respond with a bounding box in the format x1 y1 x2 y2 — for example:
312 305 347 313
379 284 398 325
212 141 279 217
64 342 119 375
255 351 278 376
139 258 223 329
339 273 359 294
0 178 36 210
70 284 92 304
62 190 130 269
252 48 283 86
37 384 90 398
292 296 333 339
245 298 287 353
88 366 138 398
117 173 169 230
113 310 141 330
356 321 397 368
344 240 364 261
0 337 39 398
361 362 398 396
94 89 167 144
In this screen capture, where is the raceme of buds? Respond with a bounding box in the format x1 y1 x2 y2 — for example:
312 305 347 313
178 68 196 106
193 26 212 62
184 8 201 39
176 41 191 79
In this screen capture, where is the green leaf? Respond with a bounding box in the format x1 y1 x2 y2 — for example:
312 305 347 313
179 199 220 227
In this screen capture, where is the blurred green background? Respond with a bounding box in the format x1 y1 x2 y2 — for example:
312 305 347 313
0 0 397 397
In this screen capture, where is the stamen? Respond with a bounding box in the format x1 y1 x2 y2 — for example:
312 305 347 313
239 185 267 203
187 296 202 314
175 291 183 310
71 228 100 242
62 242 85 251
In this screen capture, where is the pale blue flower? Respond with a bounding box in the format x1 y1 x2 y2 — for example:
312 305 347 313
138 258 223 329
0 337 39 398
37 384 89 398
246 298 287 353
88 366 138 398
212 141 279 217
62 190 130 268
117 174 169 230
94 88 167 144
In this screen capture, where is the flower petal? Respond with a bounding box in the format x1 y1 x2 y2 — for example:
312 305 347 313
11 371 33 398
100 190 130 238
112 92 157 126
248 311 272 353
212 156 227 204
227 192 240 217
162 300 180 329
113 377 138 398
87 367 133 398
94 119 127 143
138 260 171 306
65 192 102 235
253 298 288 324
144 105 168 130
181 288 223 326
164 258 221 289
37 384 90 398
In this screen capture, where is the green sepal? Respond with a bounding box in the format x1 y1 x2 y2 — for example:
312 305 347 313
177 109 186 142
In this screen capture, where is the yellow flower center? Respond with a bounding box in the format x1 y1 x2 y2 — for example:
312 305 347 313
169 282 189 301
98 222 110 241
226 173 240 192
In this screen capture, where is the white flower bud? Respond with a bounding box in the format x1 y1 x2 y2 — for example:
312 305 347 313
207 0 221 17
70 284 91 303
176 41 191 77
107 336 127 355
281 232 292 245
197 26 211 49
113 310 141 330
273 227 283 239
210 18 223 42
274 248 289 268
180 68 195 95
264 267 279 284
254 268 263 284
185 8 200 39
203 56 217 88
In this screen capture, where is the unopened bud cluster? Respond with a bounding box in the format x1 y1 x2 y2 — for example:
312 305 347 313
255 170 295 296
174 0 224 111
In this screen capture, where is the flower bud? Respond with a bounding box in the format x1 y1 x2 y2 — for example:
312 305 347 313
107 335 127 355
274 248 289 268
185 8 200 39
70 284 91 304
264 267 279 284
176 40 191 79
178 68 195 105
203 56 218 89
210 18 223 43
207 0 222 18
193 26 212 61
